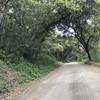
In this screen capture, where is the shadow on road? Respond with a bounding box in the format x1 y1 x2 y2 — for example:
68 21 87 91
69 82 95 100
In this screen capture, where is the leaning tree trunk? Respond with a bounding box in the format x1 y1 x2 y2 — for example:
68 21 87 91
85 46 91 61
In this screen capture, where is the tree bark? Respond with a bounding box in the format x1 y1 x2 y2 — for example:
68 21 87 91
85 47 91 61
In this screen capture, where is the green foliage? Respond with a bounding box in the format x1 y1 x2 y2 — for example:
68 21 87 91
42 32 84 62
80 59 91 65
34 54 57 66
92 51 100 62
0 0 100 62
0 76 11 93
0 0 60 62
0 56 60 93
11 55 60 83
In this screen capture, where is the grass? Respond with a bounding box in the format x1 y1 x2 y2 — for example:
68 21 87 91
0 55 61 94
11 61 59 84
79 59 91 65
0 76 11 93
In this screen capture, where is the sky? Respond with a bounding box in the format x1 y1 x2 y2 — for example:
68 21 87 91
55 26 75 37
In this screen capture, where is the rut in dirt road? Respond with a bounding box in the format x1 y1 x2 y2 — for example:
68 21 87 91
7 63 100 100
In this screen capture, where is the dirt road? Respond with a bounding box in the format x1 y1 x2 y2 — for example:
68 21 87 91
6 63 100 100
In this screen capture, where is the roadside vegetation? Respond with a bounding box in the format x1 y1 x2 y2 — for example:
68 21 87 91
0 0 100 95
0 55 60 94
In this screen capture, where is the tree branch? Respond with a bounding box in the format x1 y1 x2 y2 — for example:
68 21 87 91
4 0 10 7
86 35 94 46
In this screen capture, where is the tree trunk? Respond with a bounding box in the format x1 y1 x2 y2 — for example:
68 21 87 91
85 47 91 61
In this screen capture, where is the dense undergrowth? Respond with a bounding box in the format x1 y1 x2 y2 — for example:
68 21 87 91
0 55 61 94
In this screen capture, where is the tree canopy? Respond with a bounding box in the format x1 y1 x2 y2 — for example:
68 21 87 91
0 0 100 62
